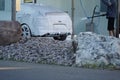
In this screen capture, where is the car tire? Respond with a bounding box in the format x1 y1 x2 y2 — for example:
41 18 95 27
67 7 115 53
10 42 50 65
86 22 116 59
21 23 31 38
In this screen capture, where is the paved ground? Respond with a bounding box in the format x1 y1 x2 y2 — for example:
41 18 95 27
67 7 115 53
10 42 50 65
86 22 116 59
0 60 120 80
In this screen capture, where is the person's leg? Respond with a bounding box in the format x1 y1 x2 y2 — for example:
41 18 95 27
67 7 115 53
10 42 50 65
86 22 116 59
108 17 115 36
109 30 115 36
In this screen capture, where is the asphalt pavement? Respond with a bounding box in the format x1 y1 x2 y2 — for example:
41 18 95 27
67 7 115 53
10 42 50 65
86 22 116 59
0 60 120 80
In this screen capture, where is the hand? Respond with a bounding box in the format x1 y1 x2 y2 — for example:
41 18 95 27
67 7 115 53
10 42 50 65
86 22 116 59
108 1 112 6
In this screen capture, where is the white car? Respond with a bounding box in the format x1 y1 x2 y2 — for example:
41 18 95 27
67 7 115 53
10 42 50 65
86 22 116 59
16 3 72 41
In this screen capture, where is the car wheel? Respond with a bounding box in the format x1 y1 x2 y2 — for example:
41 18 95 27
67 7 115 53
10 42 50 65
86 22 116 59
53 35 67 41
21 23 31 38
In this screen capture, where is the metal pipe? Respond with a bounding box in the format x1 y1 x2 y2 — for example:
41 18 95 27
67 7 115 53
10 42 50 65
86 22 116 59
116 0 119 38
71 0 75 39
71 0 76 53
11 0 16 21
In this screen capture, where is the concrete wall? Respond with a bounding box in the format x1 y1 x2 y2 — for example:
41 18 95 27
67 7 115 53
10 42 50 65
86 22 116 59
0 0 12 20
37 0 108 35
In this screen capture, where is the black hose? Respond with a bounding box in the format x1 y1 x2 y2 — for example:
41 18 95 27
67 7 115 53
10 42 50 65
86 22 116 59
87 13 106 19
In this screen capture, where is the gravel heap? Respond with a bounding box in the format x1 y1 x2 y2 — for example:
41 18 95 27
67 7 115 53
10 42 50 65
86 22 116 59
76 32 120 68
0 37 74 66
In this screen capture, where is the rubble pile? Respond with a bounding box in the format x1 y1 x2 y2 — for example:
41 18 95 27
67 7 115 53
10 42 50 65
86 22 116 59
0 37 74 66
76 32 120 67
